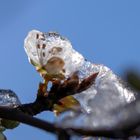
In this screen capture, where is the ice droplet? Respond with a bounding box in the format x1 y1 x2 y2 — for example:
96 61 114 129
0 90 20 107
0 89 21 131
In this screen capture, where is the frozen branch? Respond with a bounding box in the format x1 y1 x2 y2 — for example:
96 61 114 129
0 72 139 139
0 92 140 138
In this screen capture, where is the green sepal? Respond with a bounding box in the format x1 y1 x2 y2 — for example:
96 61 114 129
1 119 19 129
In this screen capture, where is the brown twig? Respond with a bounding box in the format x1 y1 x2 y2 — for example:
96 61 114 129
18 72 98 115
0 102 140 138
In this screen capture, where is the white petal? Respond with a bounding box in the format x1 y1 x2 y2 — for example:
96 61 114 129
24 30 85 77
24 30 42 65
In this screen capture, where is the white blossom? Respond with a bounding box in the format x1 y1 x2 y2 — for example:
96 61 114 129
24 30 84 78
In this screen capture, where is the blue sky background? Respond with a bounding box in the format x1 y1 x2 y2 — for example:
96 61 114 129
0 0 140 140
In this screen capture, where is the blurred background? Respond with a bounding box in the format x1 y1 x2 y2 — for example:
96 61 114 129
0 0 140 139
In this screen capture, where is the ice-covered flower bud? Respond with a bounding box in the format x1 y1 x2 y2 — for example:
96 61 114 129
24 30 84 79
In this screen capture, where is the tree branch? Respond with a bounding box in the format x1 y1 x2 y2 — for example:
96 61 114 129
1 98 140 138
17 72 98 116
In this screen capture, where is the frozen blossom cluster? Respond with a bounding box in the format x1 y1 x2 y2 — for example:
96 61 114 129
24 30 137 135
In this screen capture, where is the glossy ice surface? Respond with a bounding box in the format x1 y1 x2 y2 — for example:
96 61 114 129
57 61 136 130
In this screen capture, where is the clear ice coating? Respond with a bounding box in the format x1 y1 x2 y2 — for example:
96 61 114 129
24 30 137 136
0 89 20 107
0 90 21 131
